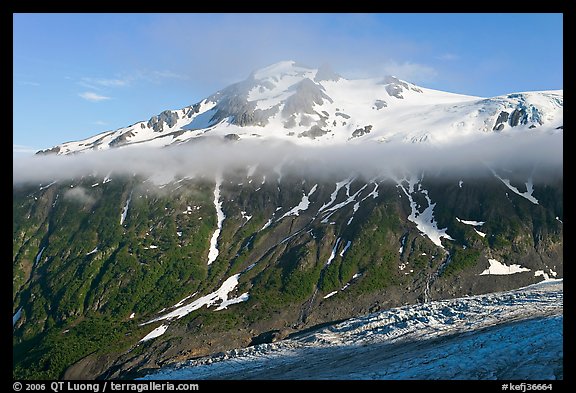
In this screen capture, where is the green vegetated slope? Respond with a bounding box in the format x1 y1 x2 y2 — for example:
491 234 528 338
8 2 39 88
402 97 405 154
13 166 562 379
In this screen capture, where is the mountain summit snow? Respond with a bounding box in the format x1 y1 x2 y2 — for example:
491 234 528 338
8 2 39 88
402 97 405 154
38 60 563 155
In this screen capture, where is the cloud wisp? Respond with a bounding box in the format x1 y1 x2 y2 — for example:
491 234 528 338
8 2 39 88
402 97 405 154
13 132 562 186
79 91 112 102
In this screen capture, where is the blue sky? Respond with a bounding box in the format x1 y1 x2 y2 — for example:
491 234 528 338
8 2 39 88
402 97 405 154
13 13 562 153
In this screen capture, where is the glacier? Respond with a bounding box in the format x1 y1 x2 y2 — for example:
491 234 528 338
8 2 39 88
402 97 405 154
140 280 562 380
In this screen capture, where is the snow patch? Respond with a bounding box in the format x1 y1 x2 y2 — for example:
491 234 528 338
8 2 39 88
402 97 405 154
260 218 273 231
397 177 453 249
39 181 57 190
326 238 341 266
34 247 46 266
491 171 539 205
319 178 353 212
216 293 249 311
473 229 487 238
549 268 557 277
241 211 252 223
140 324 169 342
207 176 225 265
144 274 244 324
456 217 485 226
86 247 98 255
480 259 531 275
339 241 351 257
120 191 133 226
323 291 338 299
278 184 317 219
399 234 407 254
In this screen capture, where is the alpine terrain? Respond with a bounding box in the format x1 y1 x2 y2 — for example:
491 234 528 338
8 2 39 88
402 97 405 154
13 61 563 379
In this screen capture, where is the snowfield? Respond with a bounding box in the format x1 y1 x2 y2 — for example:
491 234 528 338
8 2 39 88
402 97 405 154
140 280 562 380
45 61 563 156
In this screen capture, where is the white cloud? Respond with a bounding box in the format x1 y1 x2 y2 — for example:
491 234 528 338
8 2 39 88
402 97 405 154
381 61 438 84
13 144 38 154
82 77 131 87
94 120 108 126
18 81 40 87
151 70 190 81
94 78 130 87
79 71 188 90
13 132 562 186
64 187 96 206
79 91 111 102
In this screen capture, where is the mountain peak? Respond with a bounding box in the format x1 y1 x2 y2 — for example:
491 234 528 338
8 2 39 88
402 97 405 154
314 63 341 82
252 60 312 80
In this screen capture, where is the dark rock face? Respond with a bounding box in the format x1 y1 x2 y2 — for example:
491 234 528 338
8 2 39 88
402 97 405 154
509 108 526 127
380 76 421 99
187 102 203 118
249 330 282 346
207 78 280 128
147 110 180 133
109 131 136 147
381 76 410 89
374 100 388 110
385 84 404 99
283 116 297 129
493 111 510 131
298 125 330 139
314 64 341 83
224 133 241 141
282 78 333 118
351 125 373 139
35 146 61 155
335 112 351 119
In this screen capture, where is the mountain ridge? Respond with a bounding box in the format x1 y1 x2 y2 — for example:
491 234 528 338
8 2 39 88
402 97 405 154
37 60 563 155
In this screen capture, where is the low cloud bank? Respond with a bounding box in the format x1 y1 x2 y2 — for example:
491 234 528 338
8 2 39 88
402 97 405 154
13 132 562 186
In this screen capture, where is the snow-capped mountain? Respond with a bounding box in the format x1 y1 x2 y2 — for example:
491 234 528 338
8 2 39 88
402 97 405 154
38 60 563 155
15 61 563 380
